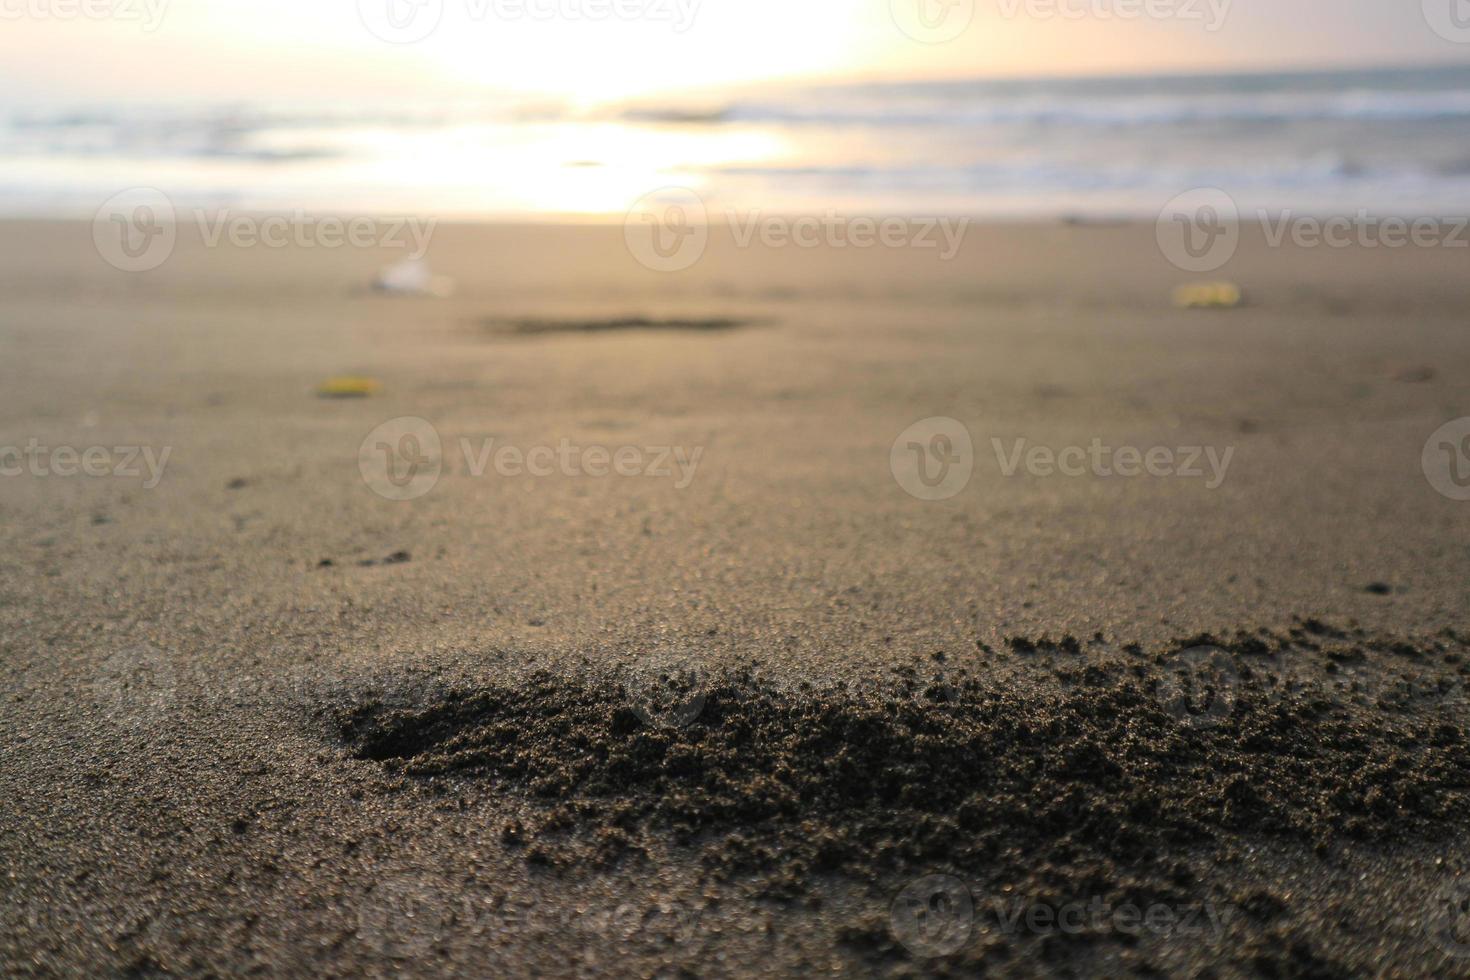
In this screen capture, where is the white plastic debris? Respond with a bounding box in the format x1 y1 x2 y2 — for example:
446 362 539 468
371 258 454 298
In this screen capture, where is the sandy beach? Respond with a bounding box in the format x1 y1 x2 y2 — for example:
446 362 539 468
3 218 1469 977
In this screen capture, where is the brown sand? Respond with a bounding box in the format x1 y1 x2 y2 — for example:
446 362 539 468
2 219 1469 977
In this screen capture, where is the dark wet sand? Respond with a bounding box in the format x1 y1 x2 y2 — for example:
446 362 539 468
2 220 1469 977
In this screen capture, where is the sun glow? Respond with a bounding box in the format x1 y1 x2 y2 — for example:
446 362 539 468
404 1 878 103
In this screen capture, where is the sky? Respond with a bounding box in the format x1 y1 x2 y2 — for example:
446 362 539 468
2 0 1469 105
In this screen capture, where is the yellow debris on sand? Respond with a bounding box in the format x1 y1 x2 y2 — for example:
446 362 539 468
316 376 381 398
1172 282 1243 309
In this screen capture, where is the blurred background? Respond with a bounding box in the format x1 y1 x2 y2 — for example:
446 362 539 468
4 0 1470 219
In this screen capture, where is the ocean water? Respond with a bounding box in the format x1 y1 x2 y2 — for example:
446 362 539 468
5 65 1470 219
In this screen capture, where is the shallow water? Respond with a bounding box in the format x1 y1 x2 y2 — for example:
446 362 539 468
7 64 1470 218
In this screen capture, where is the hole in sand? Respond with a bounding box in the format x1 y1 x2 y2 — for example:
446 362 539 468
483 316 759 336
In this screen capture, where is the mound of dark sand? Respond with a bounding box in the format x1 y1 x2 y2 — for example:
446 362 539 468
337 634 1468 863
327 625 1470 972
